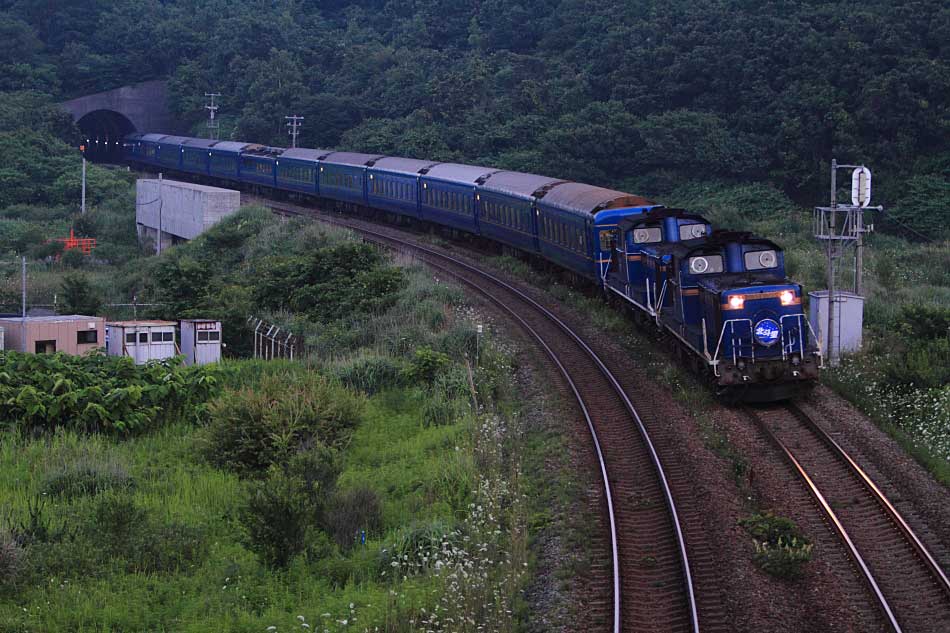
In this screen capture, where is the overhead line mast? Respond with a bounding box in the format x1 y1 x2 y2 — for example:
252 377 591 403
285 115 304 148
205 92 221 140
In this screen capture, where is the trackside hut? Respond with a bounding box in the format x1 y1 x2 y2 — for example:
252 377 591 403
0 315 104 355
106 320 178 364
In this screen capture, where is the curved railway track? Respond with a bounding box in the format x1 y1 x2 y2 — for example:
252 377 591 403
747 403 950 632
265 199 705 632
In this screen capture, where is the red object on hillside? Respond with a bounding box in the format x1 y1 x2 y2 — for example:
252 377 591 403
55 229 96 255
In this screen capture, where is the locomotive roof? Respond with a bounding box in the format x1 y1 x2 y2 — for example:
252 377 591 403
478 171 565 200
540 182 654 215
422 163 498 184
645 231 783 259
617 207 710 231
371 157 441 175
321 151 386 167
280 148 334 161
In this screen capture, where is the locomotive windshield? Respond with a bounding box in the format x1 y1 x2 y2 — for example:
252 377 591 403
678 223 707 240
743 250 778 270
633 227 662 243
688 255 724 274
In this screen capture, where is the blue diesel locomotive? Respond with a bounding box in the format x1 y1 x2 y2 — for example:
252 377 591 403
124 133 821 400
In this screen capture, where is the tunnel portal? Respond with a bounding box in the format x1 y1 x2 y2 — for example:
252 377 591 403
76 109 137 163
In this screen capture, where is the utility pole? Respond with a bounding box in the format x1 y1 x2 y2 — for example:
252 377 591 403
156 173 164 256
205 92 221 140
21 256 27 352
285 115 304 148
79 143 87 215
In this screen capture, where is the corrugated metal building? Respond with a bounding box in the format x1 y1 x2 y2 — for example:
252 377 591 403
0 315 104 355
180 319 222 366
106 320 178 364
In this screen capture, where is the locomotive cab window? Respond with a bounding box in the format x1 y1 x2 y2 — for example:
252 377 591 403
632 227 662 244
744 250 778 270
599 230 617 251
687 254 725 274
679 223 707 240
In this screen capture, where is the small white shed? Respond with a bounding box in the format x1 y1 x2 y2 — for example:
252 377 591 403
106 320 178 364
180 319 222 366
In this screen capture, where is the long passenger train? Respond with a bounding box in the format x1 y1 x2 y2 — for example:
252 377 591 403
124 133 822 401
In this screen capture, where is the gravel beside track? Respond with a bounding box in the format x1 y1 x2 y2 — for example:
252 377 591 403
746 404 950 632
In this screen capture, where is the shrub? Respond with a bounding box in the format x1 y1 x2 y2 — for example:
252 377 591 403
202 372 364 476
402 346 451 384
0 530 25 590
240 468 316 568
42 458 133 499
332 353 405 395
383 520 457 576
325 485 383 550
86 493 207 574
739 512 813 578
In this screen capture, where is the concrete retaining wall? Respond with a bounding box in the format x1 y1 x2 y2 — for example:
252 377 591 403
136 179 240 247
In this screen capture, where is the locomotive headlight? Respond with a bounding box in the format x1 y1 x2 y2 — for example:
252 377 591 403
728 295 745 310
780 290 794 305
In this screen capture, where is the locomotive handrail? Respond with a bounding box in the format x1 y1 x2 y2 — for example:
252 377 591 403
711 318 753 377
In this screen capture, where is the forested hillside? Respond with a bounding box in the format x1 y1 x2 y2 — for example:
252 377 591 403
0 0 948 235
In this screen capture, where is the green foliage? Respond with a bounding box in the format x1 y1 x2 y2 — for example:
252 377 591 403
739 513 813 579
240 467 317 568
402 346 451 384
326 485 383 550
0 529 25 591
60 272 101 314
41 457 133 499
0 352 218 434
201 372 363 477
331 353 407 395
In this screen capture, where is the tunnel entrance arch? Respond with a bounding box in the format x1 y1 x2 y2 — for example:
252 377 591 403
76 109 136 163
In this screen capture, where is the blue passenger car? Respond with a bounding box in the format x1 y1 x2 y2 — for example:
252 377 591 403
239 146 282 188
277 148 330 194
154 135 191 172
476 171 564 253
180 138 217 177
367 157 440 218
537 183 653 280
207 141 247 182
319 152 384 205
420 164 498 233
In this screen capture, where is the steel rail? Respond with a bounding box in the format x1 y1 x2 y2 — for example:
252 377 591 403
747 407 902 633
269 200 700 632
786 403 950 599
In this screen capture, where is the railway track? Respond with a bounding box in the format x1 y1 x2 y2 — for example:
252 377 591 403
264 199 705 632
747 403 950 632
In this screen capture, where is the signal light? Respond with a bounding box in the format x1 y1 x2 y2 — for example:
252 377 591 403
729 295 745 310
780 290 795 305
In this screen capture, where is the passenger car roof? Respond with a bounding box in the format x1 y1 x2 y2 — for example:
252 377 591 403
479 171 565 200
422 163 498 184
281 148 334 161
371 157 441 175
540 182 653 215
321 151 385 167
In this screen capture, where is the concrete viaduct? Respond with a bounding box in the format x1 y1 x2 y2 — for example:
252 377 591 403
60 79 183 161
